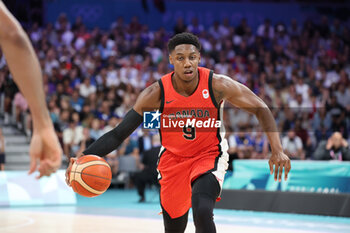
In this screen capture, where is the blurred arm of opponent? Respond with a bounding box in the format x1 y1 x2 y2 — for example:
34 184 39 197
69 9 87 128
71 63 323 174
0 1 62 178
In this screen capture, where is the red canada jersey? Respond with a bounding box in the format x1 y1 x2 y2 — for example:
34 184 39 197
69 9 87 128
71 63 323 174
158 67 225 157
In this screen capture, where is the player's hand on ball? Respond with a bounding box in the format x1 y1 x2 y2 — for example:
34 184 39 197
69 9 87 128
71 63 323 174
65 158 77 186
268 151 291 182
66 155 112 197
28 127 62 179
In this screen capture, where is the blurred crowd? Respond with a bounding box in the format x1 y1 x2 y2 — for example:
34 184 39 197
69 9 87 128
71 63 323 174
1 13 350 173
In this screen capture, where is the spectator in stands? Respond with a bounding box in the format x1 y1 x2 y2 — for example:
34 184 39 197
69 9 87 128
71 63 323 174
0 128 5 170
120 58 140 86
215 52 230 75
63 116 84 159
13 92 28 130
313 132 350 161
252 131 269 159
114 94 134 118
110 16 125 31
44 48 59 76
79 77 96 98
209 21 222 40
118 136 139 158
187 17 204 35
70 89 84 113
288 18 301 37
89 118 103 141
131 134 161 202
29 22 42 44
138 129 153 155
145 40 163 64
318 16 330 38
236 18 248 36
335 82 350 109
294 118 311 154
78 103 92 125
129 16 142 34
289 93 310 116
219 17 230 38
48 98 60 124
55 108 69 139
173 17 186 35
235 128 255 159
97 34 115 60
275 23 290 48
327 95 348 138
282 129 305 160
106 64 120 88
76 127 95 157
257 18 274 39
55 13 71 31
112 135 140 184
102 115 119 133
2 74 18 125
96 100 113 122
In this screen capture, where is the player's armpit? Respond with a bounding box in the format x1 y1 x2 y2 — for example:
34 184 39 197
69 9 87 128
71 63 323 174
133 81 162 115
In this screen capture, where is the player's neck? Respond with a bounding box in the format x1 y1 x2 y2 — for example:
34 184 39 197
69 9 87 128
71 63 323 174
172 71 199 97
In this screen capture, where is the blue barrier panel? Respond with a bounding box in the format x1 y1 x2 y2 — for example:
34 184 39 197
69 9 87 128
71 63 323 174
223 160 350 194
0 170 76 206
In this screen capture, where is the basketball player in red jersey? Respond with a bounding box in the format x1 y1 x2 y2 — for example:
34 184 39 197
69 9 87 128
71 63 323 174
66 32 291 233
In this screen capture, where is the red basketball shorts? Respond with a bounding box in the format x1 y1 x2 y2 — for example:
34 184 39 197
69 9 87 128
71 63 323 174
157 147 228 218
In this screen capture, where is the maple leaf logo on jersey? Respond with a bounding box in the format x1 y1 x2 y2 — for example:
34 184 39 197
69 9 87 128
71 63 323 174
202 89 209 99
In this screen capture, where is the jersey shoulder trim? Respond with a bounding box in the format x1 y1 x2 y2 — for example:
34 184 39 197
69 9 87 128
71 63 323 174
208 70 219 108
158 79 165 113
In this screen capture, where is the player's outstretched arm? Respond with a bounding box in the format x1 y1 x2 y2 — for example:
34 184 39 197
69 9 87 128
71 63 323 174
0 1 62 178
65 82 161 186
212 74 291 182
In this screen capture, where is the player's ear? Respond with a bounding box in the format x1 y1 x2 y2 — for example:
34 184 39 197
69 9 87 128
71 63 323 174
198 53 201 64
169 55 173 65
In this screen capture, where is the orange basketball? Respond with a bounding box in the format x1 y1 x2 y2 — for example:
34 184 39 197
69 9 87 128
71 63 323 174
69 155 112 197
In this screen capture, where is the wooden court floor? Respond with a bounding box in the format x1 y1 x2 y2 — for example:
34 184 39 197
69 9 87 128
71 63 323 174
1 208 349 233
1 189 350 233
0 209 328 233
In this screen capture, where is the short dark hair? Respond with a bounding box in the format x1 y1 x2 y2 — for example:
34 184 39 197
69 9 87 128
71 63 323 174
167 32 201 53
